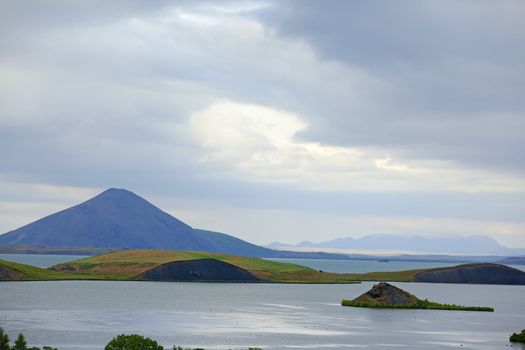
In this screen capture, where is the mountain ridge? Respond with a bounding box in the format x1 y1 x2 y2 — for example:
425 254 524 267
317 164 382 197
270 234 524 255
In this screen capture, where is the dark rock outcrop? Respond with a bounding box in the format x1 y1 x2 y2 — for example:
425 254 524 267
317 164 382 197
414 263 525 285
351 282 418 305
135 259 260 282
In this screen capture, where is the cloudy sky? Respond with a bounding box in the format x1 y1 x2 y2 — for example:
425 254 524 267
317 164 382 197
0 0 524 247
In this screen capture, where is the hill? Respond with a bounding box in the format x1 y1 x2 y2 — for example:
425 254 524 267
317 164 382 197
413 263 525 284
0 188 349 260
48 250 357 283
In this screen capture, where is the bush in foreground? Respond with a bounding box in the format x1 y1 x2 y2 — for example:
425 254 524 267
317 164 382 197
510 329 525 343
105 334 164 350
0 328 263 350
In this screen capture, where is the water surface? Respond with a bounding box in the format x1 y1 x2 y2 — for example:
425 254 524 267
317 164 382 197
0 254 89 268
0 281 523 349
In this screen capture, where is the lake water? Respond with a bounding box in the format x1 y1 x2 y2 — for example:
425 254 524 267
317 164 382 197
1 281 524 350
1 254 524 349
0 254 89 268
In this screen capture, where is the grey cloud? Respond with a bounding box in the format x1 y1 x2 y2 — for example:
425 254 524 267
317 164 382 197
0 1 523 244
257 0 525 172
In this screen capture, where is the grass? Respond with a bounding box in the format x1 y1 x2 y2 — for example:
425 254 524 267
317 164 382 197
341 298 494 312
0 250 488 284
50 250 361 283
338 269 424 282
0 259 100 281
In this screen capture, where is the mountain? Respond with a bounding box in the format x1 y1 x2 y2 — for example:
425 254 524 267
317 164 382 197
275 234 523 255
0 188 349 259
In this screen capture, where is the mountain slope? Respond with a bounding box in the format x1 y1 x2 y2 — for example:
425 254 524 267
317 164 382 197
0 188 199 249
0 188 349 259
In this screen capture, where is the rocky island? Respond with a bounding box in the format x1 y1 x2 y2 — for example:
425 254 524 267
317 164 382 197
342 282 494 311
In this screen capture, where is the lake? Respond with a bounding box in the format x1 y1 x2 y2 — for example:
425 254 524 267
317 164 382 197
1 281 524 349
0 253 89 268
1 254 524 349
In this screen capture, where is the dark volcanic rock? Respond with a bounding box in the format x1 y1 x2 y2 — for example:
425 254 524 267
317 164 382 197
352 282 418 305
136 259 260 282
414 263 525 285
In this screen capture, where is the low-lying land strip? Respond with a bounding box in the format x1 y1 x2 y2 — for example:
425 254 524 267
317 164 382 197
1 250 524 284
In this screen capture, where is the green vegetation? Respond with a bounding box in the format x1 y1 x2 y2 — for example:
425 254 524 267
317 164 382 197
0 329 260 350
50 250 361 283
0 259 114 281
105 334 163 350
2 250 520 285
104 334 262 350
0 259 74 281
510 329 525 343
341 298 494 311
0 327 57 350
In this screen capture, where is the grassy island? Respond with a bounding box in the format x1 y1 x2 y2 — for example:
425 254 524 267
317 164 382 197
341 298 494 311
341 282 494 312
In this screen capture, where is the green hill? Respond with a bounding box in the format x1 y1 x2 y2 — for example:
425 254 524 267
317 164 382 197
50 250 358 283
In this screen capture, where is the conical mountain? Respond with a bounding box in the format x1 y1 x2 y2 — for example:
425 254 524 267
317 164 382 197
0 188 254 252
0 188 194 249
0 188 351 259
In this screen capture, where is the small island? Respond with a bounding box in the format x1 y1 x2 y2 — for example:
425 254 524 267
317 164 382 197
342 282 494 312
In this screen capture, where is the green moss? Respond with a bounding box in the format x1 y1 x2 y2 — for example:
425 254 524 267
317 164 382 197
341 298 494 312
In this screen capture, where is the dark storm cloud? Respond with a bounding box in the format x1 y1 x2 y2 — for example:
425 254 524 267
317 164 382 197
257 0 525 172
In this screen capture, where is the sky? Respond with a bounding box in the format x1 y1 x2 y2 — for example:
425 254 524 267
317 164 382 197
0 0 524 247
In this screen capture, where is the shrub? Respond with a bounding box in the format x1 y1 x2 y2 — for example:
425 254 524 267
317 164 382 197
12 334 27 350
510 329 525 343
105 334 164 350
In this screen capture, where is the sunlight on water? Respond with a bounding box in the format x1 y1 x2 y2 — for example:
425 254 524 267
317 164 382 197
0 281 523 349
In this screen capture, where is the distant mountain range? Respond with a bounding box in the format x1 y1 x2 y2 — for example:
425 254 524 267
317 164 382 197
0 188 349 260
271 234 525 255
